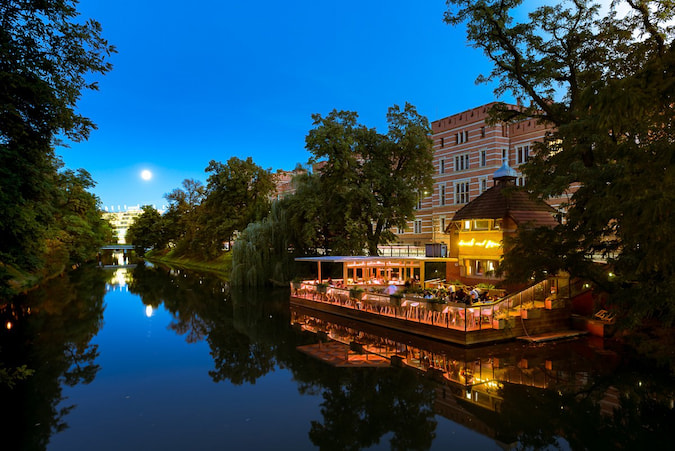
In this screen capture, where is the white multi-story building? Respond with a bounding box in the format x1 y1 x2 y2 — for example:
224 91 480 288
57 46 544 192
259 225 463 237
102 206 145 243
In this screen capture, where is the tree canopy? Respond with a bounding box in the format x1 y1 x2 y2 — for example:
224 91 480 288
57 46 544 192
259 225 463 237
0 1 115 280
197 157 275 259
445 0 675 325
303 103 433 255
126 205 165 257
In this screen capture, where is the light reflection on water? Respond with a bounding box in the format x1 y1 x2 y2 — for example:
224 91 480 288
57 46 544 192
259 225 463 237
2 264 674 450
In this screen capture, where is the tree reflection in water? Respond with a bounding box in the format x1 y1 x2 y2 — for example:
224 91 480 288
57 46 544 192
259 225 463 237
0 265 106 450
10 263 672 450
129 263 440 450
291 307 675 450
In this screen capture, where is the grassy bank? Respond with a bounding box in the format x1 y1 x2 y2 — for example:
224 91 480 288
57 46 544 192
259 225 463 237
145 249 233 279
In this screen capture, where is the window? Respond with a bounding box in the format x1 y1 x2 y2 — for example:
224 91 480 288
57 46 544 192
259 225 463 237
480 149 487 167
516 176 526 186
414 220 422 234
516 145 530 164
455 181 470 204
456 130 469 144
439 184 446 206
479 176 488 194
440 159 445 174
397 226 405 234
474 219 490 230
440 217 446 234
502 148 508 162
415 191 422 210
455 154 470 171
440 137 444 148
481 126 486 138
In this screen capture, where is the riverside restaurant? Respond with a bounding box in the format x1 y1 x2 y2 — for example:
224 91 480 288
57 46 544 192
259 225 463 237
291 256 576 346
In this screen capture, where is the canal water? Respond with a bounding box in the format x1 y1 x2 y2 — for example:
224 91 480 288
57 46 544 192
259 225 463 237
2 263 674 450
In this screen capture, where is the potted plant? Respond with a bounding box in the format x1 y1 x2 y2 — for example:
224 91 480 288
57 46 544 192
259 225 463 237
291 277 302 291
349 287 364 301
425 298 446 312
389 291 403 307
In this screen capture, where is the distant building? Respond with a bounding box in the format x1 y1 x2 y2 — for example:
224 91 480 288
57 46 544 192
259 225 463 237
102 206 145 243
395 102 570 247
271 167 307 200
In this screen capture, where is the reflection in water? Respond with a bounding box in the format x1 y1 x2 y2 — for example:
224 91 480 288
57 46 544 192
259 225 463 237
3 264 675 450
0 265 107 451
291 304 675 449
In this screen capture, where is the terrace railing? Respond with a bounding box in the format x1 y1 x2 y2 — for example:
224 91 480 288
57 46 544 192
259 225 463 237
292 276 570 333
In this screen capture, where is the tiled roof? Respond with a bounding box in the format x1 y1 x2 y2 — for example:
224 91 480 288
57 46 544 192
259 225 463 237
452 182 558 227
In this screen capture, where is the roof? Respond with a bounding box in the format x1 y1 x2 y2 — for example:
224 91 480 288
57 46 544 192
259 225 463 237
295 256 456 263
451 182 558 227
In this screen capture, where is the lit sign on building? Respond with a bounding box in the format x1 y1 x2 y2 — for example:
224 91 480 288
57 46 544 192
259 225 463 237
458 238 501 249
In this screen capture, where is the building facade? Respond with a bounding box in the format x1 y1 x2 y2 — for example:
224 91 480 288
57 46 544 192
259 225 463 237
102 207 146 244
395 102 563 247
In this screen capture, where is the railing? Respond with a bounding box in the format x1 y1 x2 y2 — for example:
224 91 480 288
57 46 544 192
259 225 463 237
293 282 505 332
377 245 426 257
292 276 570 333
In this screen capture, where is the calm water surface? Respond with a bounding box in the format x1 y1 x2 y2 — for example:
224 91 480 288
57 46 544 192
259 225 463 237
2 263 674 450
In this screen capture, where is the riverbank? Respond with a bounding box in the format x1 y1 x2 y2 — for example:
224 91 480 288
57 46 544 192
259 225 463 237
1 262 69 297
145 249 233 279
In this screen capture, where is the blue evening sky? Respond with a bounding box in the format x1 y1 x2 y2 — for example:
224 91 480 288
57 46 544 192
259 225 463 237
62 0 521 211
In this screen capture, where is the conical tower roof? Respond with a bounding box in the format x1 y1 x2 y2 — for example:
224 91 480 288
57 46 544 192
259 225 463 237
451 162 558 227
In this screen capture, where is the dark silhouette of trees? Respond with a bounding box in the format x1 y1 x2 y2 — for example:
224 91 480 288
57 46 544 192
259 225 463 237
445 0 675 326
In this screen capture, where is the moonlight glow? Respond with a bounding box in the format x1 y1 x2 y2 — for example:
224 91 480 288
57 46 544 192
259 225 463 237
141 169 152 181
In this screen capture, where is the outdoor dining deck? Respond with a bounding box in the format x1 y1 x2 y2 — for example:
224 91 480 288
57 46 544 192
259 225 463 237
290 277 572 346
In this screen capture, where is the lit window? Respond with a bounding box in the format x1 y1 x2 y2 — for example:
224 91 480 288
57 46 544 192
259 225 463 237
474 220 490 230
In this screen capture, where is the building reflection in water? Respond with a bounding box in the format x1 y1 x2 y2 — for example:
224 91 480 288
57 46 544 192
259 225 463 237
291 304 624 420
105 267 131 292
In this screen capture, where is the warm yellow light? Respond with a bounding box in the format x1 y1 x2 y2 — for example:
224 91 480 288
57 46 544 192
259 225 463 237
458 238 501 249
6 321 12 330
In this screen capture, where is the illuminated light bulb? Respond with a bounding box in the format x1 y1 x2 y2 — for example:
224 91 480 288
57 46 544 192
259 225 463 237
145 305 153 318
6 321 12 330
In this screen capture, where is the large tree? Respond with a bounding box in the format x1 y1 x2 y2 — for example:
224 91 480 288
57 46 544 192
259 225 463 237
162 178 205 254
49 167 113 266
126 206 165 256
304 103 433 255
444 0 675 325
198 157 275 258
0 1 114 271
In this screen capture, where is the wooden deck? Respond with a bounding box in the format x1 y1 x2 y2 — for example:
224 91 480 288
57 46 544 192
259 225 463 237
290 294 574 346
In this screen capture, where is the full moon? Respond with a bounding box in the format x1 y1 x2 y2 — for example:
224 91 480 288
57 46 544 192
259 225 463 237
141 169 152 181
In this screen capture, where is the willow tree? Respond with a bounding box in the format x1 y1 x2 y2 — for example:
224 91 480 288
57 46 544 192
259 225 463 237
305 103 433 256
445 0 675 325
231 202 296 287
